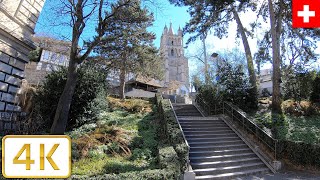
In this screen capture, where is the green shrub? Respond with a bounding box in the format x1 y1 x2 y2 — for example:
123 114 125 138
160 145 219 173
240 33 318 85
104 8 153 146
310 75 320 103
33 61 108 130
261 88 271 97
280 141 320 167
196 85 222 108
156 96 189 173
71 144 180 180
216 62 258 112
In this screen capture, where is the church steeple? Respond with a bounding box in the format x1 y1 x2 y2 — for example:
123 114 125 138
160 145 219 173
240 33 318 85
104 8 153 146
178 26 182 36
169 22 174 35
163 24 168 34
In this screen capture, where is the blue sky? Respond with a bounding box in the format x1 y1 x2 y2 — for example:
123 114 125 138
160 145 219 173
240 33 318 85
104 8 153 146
35 0 319 76
34 0 242 75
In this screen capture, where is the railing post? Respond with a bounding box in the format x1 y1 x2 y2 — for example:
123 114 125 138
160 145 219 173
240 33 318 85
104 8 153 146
275 140 277 161
223 102 225 115
242 115 244 129
215 104 217 115
231 108 234 121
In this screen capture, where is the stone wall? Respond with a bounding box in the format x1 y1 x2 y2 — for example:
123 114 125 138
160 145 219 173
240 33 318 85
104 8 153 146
0 0 45 133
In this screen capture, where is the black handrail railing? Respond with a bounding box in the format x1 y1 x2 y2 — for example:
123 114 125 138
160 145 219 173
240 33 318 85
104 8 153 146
194 95 279 161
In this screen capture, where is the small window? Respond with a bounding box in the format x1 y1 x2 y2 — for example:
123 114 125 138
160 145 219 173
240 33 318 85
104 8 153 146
171 41 174 45
171 49 174 56
36 62 42 70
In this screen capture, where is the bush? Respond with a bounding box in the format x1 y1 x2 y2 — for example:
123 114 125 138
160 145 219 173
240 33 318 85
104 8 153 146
71 145 180 180
280 141 320 167
197 85 222 107
282 100 319 116
261 88 271 97
310 75 320 103
32 61 108 130
283 70 316 101
199 62 258 112
156 96 189 173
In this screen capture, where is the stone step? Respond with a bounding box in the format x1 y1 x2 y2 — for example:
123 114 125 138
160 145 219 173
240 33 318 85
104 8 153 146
190 152 257 162
195 168 270 179
189 148 252 158
182 126 231 131
181 124 229 128
185 132 239 142
178 117 220 121
187 136 240 143
191 157 261 169
183 130 234 135
188 139 244 147
193 162 266 176
179 121 226 125
190 144 248 151
176 113 202 116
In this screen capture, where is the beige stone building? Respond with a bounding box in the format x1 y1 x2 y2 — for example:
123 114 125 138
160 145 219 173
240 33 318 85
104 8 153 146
0 0 45 112
25 36 71 85
160 23 189 95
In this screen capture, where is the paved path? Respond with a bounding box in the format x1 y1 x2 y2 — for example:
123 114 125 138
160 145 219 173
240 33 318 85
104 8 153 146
239 171 320 180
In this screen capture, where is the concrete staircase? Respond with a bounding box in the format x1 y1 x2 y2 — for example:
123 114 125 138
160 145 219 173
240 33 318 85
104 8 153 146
173 104 270 179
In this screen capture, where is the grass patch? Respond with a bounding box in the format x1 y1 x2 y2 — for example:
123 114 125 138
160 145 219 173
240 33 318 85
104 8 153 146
107 97 152 113
70 97 160 176
72 154 150 176
250 99 320 144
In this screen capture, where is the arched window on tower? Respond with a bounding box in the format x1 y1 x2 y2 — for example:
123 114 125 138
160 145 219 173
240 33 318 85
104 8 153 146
171 41 174 45
171 49 174 56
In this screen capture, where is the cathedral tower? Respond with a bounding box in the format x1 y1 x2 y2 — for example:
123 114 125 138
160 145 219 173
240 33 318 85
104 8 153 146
160 23 189 95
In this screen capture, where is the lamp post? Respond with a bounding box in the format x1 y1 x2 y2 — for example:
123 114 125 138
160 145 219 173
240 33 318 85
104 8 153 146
211 52 220 81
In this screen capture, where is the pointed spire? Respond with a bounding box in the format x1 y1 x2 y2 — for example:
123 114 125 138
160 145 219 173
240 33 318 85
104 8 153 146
178 25 183 36
169 21 174 35
163 23 168 34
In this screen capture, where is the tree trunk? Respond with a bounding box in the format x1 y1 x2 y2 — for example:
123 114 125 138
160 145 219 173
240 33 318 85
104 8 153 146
119 65 126 99
50 60 78 134
202 36 209 85
268 0 282 114
232 7 258 95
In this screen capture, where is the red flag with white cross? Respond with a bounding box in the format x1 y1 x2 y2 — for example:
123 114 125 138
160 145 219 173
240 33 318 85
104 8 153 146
292 0 320 28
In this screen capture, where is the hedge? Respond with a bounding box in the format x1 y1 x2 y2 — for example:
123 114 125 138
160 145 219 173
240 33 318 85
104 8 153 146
71 145 180 180
278 140 320 168
155 94 189 173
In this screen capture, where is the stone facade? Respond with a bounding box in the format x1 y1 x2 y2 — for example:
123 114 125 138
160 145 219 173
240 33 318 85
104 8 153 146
160 23 189 95
0 0 45 113
25 37 71 85
258 68 273 95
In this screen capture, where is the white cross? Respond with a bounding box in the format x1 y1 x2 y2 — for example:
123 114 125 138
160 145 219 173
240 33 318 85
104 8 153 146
298 5 315 23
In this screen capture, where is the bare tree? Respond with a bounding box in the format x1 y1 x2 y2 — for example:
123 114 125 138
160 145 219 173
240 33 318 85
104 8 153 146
50 0 133 134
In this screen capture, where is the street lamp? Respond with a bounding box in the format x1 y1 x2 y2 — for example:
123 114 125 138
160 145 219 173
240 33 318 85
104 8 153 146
210 52 220 83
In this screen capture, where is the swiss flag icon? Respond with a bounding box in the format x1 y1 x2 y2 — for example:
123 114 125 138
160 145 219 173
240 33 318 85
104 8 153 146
292 0 320 28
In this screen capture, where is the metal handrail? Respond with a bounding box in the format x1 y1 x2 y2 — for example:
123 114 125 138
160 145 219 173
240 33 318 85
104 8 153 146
159 94 191 172
223 101 279 160
194 95 279 161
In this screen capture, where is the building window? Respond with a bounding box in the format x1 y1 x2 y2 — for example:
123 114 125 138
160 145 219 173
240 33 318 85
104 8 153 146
171 49 174 56
36 62 42 70
171 41 174 45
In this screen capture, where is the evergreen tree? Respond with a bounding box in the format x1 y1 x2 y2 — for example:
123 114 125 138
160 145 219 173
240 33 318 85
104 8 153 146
95 0 164 99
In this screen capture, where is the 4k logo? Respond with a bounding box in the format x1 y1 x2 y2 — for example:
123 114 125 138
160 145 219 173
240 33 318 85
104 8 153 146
2 135 71 178
292 0 320 28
